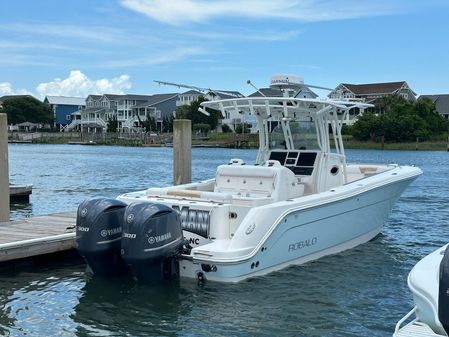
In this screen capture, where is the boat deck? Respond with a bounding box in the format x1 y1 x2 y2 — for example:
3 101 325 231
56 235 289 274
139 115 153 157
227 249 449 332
0 211 76 263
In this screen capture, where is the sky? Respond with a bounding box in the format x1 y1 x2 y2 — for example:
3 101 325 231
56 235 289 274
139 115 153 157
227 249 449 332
1 0 448 99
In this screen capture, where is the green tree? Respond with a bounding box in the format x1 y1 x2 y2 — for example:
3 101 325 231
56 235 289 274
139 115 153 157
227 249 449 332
162 115 174 133
107 115 118 132
142 116 157 133
221 123 232 133
235 122 252 134
175 96 221 130
350 95 449 142
350 112 382 141
0 96 53 124
193 123 211 137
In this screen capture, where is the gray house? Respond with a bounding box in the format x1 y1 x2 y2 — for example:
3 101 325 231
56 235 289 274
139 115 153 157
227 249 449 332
132 93 179 132
76 93 179 133
419 94 449 119
329 81 416 103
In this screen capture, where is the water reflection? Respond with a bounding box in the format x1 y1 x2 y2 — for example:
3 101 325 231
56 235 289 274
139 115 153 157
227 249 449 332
73 277 189 337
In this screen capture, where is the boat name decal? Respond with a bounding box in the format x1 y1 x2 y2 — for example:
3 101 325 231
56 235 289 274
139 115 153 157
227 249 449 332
288 237 318 252
100 227 122 237
172 205 210 238
148 232 172 244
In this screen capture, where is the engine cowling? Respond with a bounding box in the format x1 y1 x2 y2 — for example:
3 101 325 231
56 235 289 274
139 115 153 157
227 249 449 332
76 198 128 277
121 202 184 284
439 245 449 334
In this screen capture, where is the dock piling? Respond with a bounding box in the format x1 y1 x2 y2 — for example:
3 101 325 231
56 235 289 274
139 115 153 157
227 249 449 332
173 119 191 185
0 113 9 222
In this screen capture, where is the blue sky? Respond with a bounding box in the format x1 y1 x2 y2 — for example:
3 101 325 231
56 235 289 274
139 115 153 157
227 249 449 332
1 0 448 99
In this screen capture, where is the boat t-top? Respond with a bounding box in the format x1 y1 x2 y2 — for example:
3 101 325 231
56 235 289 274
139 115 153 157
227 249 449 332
75 75 422 284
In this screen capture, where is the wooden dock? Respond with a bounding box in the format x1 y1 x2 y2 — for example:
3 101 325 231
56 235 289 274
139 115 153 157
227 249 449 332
0 211 77 263
9 183 33 202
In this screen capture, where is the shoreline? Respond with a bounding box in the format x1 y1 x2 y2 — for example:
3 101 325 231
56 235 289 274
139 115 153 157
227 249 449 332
8 131 449 151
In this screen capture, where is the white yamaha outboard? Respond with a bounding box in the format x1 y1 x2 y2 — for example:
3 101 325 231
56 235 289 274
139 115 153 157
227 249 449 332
394 244 449 336
439 246 449 334
76 198 128 277
121 202 184 284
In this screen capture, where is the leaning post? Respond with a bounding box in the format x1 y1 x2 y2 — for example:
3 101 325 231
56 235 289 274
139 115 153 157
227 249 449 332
173 119 191 185
0 113 10 222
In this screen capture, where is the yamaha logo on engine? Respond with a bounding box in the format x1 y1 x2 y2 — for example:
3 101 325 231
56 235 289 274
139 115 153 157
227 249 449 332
148 232 172 245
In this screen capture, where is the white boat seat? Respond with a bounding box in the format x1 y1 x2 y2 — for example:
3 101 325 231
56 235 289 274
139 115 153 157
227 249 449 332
215 163 304 201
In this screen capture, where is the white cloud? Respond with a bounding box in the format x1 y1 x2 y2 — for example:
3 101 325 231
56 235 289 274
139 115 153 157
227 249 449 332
36 71 132 98
0 23 121 42
102 47 205 67
119 0 412 25
185 29 301 41
0 82 31 96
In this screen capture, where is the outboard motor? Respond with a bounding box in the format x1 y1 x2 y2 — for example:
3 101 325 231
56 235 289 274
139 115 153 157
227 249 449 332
121 202 184 284
76 198 128 277
439 245 449 334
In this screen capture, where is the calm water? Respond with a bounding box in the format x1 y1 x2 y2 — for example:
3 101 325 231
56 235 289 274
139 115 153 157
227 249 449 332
2 144 449 337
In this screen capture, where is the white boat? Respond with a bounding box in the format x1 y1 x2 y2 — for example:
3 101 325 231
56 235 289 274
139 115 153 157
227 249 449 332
75 75 422 284
394 244 449 337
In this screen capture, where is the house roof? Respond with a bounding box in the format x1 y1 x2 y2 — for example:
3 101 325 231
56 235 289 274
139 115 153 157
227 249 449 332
44 96 86 106
181 90 203 95
122 94 154 101
340 81 411 96
248 88 284 97
86 95 102 101
103 94 123 100
419 94 449 115
133 93 179 108
17 121 39 127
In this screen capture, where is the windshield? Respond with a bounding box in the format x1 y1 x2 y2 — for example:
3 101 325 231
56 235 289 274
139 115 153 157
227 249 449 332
270 120 319 151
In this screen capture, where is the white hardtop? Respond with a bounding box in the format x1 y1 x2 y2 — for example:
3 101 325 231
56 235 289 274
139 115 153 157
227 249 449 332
200 97 372 165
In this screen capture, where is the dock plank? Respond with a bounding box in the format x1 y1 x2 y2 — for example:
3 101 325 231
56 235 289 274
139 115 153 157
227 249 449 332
0 211 77 262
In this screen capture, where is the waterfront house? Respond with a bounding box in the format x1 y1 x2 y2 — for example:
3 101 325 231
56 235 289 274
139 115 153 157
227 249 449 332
176 90 203 107
329 81 416 103
327 81 417 124
78 93 179 133
131 93 179 132
43 96 86 131
200 90 246 132
419 94 449 119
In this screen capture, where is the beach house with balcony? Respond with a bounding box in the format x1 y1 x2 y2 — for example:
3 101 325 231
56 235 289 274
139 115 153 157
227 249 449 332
76 93 179 133
329 81 416 103
43 96 86 131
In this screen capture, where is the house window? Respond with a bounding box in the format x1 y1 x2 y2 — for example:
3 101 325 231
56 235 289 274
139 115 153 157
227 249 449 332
400 93 409 100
